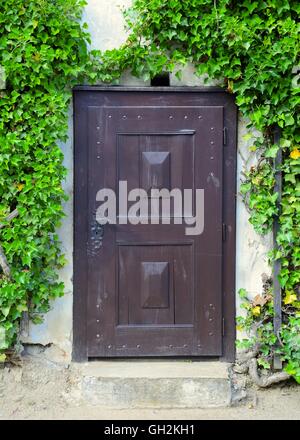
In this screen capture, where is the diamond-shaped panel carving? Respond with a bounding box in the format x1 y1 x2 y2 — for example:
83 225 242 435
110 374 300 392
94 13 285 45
141 261 169 309
141 151 170 192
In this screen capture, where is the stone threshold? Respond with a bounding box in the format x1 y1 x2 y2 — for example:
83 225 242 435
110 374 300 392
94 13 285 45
73 360 232 409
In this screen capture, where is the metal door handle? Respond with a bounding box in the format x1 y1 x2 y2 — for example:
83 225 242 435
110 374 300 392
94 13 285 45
89 209 104 255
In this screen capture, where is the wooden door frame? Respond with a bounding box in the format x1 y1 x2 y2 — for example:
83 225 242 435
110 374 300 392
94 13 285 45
72 86 237 362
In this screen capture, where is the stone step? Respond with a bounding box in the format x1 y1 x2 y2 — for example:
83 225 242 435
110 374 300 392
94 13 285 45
77 361 232 409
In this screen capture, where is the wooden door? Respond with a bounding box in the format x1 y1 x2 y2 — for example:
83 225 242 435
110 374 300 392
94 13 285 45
73 87 237 360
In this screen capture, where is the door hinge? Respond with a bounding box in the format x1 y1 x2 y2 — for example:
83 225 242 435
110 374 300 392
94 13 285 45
222 223 227 241
223 127 227 146
222 317 225 337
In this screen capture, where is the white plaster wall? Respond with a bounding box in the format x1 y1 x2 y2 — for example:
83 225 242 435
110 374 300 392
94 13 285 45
22 0 272 358
235 120 273 314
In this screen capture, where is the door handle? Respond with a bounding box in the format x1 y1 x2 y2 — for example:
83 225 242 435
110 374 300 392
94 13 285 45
89 209 104 255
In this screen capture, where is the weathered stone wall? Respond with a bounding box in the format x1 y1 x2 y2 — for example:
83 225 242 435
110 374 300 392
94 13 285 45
20 0 272 360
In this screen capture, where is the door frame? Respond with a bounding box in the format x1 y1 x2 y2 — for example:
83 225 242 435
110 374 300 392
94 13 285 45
72 86 237 362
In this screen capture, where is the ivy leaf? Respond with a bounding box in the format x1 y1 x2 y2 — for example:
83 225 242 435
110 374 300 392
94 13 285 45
257 358 271 369
290 149 300 160
240 182 251 194
252 306 261 316
283 292 298 305
238 288 248 299
265 144 279 158
1 307 10 318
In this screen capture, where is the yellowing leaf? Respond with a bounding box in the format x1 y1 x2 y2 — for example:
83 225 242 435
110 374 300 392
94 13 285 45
290 149 300 160
252 176 262 185
283 292 297 305
227 79 234 93
32 53 41 62
252 306 261 316
0 353 6 363
16 183 24 191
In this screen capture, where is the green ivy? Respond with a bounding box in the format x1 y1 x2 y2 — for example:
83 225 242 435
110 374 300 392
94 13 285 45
0 0 299 381
0 0 99 357
237 287 300 383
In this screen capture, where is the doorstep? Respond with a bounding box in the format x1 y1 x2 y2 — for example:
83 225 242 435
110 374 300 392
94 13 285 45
74 360 232 409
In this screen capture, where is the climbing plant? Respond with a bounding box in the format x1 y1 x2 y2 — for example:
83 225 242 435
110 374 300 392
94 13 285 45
0 0 99 360
0 0 299 383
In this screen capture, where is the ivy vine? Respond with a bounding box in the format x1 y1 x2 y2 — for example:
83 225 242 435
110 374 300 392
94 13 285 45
0 0 299 382
0 0 99 360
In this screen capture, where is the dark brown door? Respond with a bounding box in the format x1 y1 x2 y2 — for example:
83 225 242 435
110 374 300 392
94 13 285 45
74 88 237 360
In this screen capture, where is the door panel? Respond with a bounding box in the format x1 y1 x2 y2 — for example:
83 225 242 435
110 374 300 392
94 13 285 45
73 89 237 360
118 244 193 326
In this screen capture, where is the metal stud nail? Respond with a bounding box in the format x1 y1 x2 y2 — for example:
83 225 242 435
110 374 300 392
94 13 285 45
198 115 202 119
96 319 100 323
169 115 173 119
137 115 142 119
108 345 112 349
96 304 100 308
96 334 100 338
210 141 214 145
210 127 214 131
209 332 213 336
97 155 101 159
184 115 188 119
137 344 140 348
97 126 100 130
122 115 127 119
108 115 112 118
